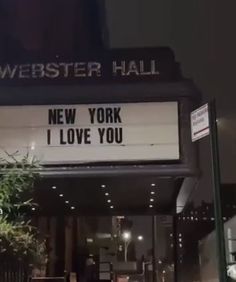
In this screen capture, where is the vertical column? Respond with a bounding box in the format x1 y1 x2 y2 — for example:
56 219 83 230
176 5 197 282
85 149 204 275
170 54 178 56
55 216 65 276
65 216 74 274
48 217 57 276
209 100 228 282
152 215 158 282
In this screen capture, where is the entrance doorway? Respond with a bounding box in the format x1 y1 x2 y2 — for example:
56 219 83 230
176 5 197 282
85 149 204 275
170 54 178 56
31 176 182 282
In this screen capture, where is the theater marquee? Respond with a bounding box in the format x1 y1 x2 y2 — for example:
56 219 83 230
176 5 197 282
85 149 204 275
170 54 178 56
0 102 179 164
0 48 179 85
0 60 159 80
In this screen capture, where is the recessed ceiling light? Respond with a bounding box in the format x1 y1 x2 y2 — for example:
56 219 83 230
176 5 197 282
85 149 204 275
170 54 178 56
151 183 156 187
101 184 106 188
107 199 111 203
149 205 153 208
65 200 69 204
105 193 109 196
151 191 155 195
71 206 75 210
110 206 114 209
59 194 64 197
31 207 36 211
150 198 154 202
52 186 56 190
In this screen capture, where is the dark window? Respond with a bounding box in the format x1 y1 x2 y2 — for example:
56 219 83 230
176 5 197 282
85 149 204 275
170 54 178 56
0 0 104 60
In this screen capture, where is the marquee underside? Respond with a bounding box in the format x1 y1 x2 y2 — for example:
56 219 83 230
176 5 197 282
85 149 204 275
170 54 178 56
33 176 183 215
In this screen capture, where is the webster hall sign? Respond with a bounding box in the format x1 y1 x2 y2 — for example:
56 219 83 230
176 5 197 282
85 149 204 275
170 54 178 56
0 48 180 85
0 60 159 79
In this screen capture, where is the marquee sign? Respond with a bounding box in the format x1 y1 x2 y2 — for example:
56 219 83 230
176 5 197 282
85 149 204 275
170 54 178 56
0 48 180 85
0 102 179 164
0 60 159 80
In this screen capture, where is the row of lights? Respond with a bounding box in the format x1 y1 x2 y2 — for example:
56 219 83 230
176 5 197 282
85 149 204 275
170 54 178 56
178 216 229 221
149 183 157 208
100 182 158 210
32 182 159 212
101 184 114 209
52 185 75 210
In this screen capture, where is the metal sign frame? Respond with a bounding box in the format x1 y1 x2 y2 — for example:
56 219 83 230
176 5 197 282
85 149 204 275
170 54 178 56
0 80 199 179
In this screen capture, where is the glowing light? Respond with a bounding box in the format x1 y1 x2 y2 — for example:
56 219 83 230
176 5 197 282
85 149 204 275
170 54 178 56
137 235 143 241
122 231 131 241
30 142 35 151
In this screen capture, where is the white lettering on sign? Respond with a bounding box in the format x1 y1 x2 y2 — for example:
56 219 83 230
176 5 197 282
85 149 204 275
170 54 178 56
0 102 179 164
0 60 160 80
191 103 210 142
112 60 159 77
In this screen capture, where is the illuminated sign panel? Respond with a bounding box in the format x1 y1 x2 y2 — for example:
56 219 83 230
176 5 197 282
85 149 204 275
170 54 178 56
0 102 179 164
